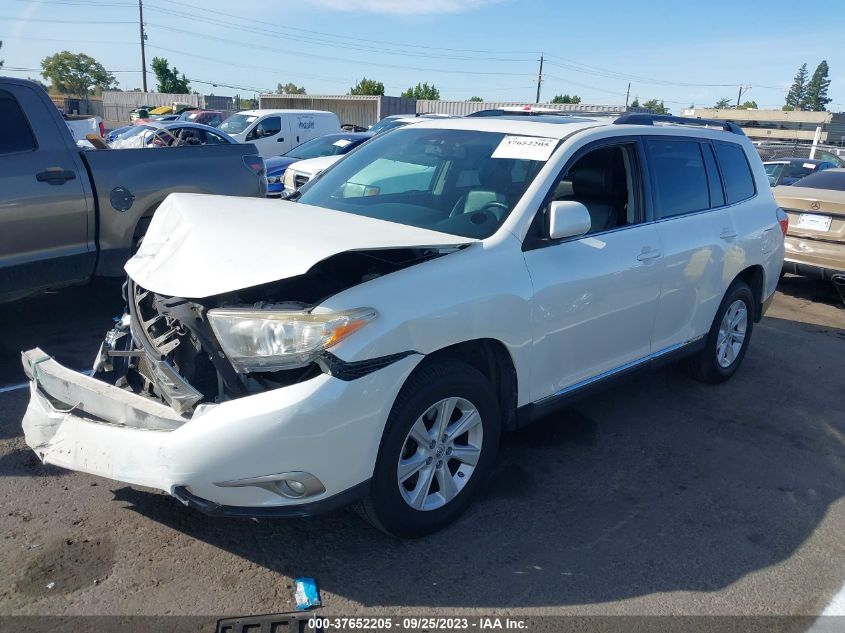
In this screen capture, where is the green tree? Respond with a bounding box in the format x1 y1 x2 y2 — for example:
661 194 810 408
401 82 440 100
151 57 190 94
642 98 669 114
714 97 732 108
805 60 832 111
738 100 758 109
40 51 116 97
630 96 640 108
349 77 384 96
785 63 808 110
550 94 581 104
277 82 306 94
467 96 484 102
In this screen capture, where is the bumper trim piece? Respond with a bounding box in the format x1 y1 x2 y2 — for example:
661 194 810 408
172 479 371 518
21 347 186 431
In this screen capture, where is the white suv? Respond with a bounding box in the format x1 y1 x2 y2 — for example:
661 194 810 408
21 113 786 537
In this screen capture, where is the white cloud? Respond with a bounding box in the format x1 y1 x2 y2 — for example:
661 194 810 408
306 0 504 15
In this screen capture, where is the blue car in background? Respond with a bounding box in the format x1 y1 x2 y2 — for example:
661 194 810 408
266 131 373 196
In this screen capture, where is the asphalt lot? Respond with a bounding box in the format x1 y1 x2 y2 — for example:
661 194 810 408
0 275 843 620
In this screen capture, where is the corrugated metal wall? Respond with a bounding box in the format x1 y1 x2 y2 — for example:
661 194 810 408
258 94 416 127
204 95 234 111
102 91 202 122
415 100 644 116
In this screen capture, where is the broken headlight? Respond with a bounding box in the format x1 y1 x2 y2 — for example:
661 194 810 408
207 307 376 373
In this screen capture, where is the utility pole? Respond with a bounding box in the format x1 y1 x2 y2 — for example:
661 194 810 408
138 0 147 92
625 82 631 109
736 84 750 108
535 54 544 104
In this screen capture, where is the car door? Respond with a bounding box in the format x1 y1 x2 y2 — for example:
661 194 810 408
247 115 284 156
522 138 663 402
0 84 94 299
645 137 739 351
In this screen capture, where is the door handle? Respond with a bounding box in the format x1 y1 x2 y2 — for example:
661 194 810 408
277 137 285 142
637 248 661 262
720 228 738 240
36 168 76 185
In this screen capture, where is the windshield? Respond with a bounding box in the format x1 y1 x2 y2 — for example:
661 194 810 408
764 163 784 185
370 119 413 135
218 113 258 134
298 127 553 239
287 135 361 160
791 170 845 191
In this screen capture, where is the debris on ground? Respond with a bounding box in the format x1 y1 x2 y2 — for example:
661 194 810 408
293 577 321 610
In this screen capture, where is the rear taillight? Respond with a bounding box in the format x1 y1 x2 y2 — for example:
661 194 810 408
98 121 105 137
776 207 789 235
243 155 265 177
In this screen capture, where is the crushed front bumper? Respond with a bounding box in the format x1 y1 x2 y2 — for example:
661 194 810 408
21 347 420 513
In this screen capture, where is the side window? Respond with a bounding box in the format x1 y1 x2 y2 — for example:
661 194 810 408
701 143 725 208
204 131 228 145
647 139 710 218
548 144 641 235
0 90 37 154
713 142 756 204
258 116 281 137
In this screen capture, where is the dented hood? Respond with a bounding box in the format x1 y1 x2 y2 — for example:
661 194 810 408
125 193 476 298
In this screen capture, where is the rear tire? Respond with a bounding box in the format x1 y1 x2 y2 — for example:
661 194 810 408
689 281 755 384
355 359 501 538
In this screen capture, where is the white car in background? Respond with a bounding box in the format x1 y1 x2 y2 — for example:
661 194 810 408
282 154 342 192
21 113 784 538
218 109 340 158
63 113 104 142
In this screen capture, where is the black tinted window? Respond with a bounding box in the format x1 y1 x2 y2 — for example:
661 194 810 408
791 170 845 191
647 139 710 218
701 143 725 207
258 116 281 136
0 90 36 154
714 142 755 203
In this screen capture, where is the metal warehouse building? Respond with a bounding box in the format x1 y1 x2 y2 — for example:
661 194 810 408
258 94 416 128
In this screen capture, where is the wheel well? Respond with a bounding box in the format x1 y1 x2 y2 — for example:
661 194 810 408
418 339 518 430
735 265 765 321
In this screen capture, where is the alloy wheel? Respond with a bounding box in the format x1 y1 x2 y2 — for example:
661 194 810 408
716 299 748 368
396 397 483 511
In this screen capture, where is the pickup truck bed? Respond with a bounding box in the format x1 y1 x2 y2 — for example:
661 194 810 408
0 78 266 303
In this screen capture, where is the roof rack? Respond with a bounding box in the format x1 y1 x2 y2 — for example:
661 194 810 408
613 113 745 136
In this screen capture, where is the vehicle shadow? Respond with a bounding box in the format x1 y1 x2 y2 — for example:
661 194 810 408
113 313 845 608
0 278 123 387
777 274 842 307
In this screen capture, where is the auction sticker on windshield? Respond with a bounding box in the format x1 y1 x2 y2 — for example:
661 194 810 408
492 135 558 161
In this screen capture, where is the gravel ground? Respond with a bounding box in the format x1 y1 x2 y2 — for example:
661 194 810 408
0 275 843 620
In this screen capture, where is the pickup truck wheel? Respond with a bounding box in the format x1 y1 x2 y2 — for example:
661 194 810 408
355 359 500 538
688 281 754 384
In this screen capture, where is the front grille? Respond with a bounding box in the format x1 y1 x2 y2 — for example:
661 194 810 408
293 173 308 189
128 283 212 412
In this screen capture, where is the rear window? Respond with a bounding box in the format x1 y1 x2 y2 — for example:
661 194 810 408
0 90 36 154
647 139 710 218
714 142 756 203
791 170 845 191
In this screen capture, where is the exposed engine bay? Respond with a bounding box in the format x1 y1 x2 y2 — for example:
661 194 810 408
94 247 455 414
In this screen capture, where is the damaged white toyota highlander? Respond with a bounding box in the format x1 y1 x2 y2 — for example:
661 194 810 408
21 114 785 537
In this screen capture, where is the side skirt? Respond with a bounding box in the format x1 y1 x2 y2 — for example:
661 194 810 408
515 338 706 427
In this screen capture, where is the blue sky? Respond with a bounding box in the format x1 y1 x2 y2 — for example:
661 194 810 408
2 0 844 112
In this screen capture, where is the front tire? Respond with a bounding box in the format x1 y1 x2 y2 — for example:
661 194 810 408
689 281 755 384
356 359 501 538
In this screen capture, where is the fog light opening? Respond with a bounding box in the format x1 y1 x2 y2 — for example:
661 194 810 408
278 479 307 499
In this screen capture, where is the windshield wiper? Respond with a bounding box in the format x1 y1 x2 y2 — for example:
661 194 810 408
280 189 302 202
